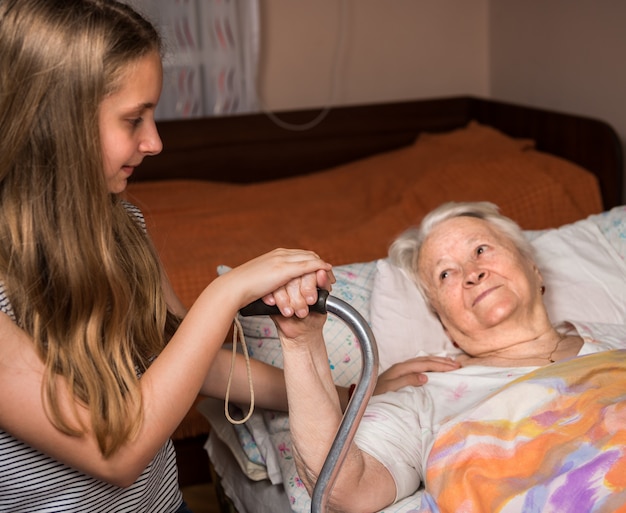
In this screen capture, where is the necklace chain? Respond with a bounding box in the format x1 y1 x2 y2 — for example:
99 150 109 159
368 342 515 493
486 333 567 364
546 334 566 363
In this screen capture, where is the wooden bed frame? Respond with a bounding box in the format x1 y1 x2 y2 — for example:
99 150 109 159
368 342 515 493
134 95 623 492
137 95 623 210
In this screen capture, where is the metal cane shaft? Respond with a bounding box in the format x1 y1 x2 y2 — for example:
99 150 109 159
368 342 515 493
240 292 379 512
310 295 379 513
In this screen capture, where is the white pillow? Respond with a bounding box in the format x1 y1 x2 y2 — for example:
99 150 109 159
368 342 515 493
371 259 461 372
370 215 626 372
533 219 626 324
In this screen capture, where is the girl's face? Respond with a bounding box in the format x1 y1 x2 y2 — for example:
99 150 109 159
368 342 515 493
418 216 543 354
99 51 163 194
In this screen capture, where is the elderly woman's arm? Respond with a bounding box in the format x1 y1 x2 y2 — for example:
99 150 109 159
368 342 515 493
275 313 397 513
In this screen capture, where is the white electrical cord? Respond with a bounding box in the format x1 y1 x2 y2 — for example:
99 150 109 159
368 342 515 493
260 0 348 131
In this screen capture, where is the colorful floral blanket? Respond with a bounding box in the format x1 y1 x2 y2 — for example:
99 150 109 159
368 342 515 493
420 350 626 513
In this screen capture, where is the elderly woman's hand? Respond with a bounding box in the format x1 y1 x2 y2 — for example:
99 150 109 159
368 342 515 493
263 267 334 319
374 356 461 395
272 308 327 344
336 356 461 416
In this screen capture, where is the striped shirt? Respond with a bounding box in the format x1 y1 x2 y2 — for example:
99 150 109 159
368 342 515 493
0 203 183 512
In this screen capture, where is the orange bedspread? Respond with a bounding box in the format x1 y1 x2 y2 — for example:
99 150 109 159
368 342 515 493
126 122 602 310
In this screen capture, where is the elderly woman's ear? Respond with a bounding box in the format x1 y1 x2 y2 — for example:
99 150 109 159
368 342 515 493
532 264 544 294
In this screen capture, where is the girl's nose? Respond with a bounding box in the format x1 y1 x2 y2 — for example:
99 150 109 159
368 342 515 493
140 125 163 156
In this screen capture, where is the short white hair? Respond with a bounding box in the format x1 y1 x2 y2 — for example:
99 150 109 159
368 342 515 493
389 201 535 301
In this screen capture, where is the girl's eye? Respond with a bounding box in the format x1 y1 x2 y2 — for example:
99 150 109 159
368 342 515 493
128 117 143 127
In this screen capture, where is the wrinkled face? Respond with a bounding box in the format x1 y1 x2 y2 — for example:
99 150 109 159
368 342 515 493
418 216 542 354
99 51 163 193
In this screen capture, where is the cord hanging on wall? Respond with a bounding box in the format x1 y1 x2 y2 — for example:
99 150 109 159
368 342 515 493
260 0 349 132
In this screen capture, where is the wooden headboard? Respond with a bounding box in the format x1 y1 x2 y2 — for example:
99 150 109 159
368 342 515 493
135 95 623 210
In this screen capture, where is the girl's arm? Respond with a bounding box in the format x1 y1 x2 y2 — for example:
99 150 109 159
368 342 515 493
160 260 311 411
0 248 331 487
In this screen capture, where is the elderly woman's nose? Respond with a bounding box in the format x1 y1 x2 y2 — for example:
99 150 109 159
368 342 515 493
464 265 486 285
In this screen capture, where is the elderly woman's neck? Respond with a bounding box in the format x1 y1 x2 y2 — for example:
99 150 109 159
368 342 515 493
458 328 584 368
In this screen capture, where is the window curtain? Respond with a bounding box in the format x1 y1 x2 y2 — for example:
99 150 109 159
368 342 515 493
133 0 260 120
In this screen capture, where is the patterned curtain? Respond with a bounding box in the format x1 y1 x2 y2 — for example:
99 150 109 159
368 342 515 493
133 0 260 120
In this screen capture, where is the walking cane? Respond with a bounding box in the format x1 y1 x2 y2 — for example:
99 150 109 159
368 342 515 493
241 289 379 513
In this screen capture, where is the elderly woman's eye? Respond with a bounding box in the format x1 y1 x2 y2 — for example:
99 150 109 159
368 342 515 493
439 270 449 281
476 245 487 256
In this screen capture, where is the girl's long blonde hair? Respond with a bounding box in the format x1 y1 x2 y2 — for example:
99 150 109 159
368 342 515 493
0 0 178 457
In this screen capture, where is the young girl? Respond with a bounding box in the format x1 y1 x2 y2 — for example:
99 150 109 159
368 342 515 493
0 1 332 511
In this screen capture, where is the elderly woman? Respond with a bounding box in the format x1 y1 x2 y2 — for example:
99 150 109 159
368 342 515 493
272 201 626 513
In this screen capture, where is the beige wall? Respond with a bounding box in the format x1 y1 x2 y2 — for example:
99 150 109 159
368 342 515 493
259 1 626 198
257 0 489 111
489 1 626 197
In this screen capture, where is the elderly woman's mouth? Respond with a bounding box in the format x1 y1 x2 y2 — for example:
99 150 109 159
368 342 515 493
472 286 502 307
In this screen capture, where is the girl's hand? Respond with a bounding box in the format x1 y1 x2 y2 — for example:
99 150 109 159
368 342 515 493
221 248 334 312
374 356 461 395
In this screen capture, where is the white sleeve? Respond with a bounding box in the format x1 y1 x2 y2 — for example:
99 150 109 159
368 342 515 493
353 388 428 502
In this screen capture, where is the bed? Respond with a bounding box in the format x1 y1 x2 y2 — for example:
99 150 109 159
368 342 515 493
123 95 624 512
